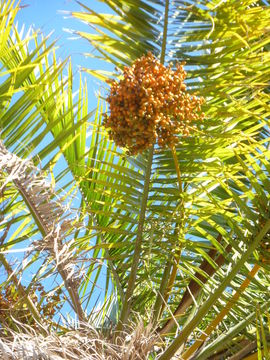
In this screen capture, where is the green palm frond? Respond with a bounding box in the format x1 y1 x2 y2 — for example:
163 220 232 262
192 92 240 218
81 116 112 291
72 0 162 69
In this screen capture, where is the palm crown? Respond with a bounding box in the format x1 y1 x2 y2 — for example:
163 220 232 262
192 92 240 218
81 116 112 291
1 0 270 359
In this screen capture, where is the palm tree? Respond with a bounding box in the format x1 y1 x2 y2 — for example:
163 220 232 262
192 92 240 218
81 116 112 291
1 0 270 359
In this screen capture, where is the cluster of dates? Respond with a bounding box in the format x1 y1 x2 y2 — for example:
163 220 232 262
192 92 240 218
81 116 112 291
103 52 204 155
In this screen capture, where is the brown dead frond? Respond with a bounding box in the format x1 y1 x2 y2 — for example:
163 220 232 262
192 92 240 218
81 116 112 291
0 141 86 322
0 319 158 360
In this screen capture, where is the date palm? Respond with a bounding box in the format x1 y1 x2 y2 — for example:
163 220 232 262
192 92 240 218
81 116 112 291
1 0 270 359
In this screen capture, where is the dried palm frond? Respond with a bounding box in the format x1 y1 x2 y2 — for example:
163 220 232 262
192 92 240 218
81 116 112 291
0 141 86 322
0 319 158 360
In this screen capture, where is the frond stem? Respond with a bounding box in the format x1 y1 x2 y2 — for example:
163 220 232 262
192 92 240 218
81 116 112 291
153 146 183 324
160 0 170 64
117 0 170 330
117 147 154 328
171 145 182 192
